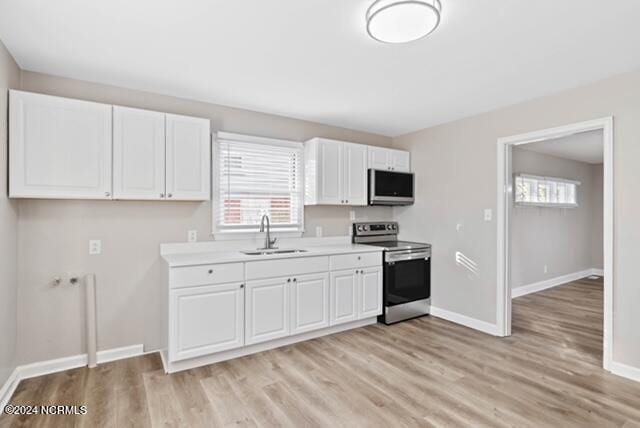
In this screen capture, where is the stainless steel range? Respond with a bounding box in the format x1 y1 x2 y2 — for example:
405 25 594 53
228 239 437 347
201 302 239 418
352 222 431 324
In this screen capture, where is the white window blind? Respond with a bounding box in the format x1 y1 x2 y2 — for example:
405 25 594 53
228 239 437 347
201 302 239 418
215 133 304 233
515 174 579 207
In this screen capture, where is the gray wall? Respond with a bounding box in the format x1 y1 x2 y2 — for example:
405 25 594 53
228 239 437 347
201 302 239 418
0 40 20 385
591 164 604 269
393 69 640 368
510 148 603 289
15 71 393 364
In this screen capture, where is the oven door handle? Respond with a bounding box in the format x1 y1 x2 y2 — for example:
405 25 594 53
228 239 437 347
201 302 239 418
385 251 431 263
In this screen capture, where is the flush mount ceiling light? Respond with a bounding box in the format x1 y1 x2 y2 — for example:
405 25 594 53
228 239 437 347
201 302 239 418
366 0 442 44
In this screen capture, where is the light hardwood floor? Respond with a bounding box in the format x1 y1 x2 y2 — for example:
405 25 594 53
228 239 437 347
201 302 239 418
3 276 640 427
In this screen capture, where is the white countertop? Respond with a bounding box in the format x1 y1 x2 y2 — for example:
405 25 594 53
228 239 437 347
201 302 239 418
161 243 383 267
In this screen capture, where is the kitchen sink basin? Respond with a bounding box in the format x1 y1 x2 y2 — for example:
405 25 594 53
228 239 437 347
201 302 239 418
241 249 308 256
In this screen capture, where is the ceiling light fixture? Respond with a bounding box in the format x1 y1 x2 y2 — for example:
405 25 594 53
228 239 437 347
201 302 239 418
366 0 442 44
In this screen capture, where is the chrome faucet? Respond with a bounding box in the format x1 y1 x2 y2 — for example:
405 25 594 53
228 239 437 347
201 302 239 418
259 214 278 250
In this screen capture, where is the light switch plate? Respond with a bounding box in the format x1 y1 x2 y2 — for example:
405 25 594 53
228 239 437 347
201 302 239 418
89 240 101 255
315 226 323 237
484 209 493 221
349 210 356 221
188 230 197 242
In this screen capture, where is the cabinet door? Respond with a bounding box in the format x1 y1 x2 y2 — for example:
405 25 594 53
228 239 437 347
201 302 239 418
9 90 112 199
368 147 391 171
170 283 244 361
290 273 329 335
359 266 383 319
342 143 368 206
330 269 359 326
317 139 343 204
390 150 411 172
165 114 211 201
246 277 290 345
113 106 166 200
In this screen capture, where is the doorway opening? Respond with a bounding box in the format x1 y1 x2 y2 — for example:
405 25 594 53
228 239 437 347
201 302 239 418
496 118 613 371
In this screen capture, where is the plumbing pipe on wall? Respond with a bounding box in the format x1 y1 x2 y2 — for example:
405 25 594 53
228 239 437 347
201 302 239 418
85 274 97 368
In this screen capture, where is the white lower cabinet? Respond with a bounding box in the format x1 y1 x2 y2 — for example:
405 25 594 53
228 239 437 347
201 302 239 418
164 251 383 372
245 277 290 345
359 267 383 319
330 266 383 325
290 272 330 335
170 283 244 361
330 270 359 326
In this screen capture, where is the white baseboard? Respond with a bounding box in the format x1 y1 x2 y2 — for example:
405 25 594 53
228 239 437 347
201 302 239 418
162 318 377 374
0 344 144 412
512 268 602 298
430 307 501 336
610 361 640 383
97 344 145 364
0 368 20 414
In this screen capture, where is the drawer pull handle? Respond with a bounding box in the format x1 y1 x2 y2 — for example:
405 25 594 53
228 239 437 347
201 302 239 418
357 256 361 260
287 278 291 283
240 284 244 289
208 269 214 274
293 278 297 282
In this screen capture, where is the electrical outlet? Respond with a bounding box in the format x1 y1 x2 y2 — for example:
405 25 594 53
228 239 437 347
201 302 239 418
315 226 323 237
89 240 101 255
544 264 548 274
349 210 356 221
484 209 492 221
188 230 197 242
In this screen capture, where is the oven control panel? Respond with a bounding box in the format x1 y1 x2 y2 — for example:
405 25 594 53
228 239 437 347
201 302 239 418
353 222 398 236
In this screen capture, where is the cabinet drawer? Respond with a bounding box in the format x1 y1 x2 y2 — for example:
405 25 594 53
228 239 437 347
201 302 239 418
246 256 328 281
170 263 244 288
330 252 381 271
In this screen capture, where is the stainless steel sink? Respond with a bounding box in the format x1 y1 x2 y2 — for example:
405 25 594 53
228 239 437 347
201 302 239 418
241 249 308 256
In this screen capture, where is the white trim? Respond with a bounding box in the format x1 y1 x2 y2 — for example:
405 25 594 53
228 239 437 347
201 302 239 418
0 344 144 411
430 307 501 336
162 317 376 374
610 361 640 383
96 344 145 364
216 131 302 149
591 268 604 276
512 269 595 298
497 117 614 370
0 368 20 413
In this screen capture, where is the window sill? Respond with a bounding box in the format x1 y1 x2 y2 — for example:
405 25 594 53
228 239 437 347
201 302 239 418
212 230 305 241
515 202 579 209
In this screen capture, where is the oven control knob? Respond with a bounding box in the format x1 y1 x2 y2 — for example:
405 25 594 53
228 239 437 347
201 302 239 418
357 225 363 232
363 225 369 231
386 224 392 230
392 224 397 230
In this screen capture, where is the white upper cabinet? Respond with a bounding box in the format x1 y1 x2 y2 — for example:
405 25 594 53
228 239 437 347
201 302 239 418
342 143 368 205
165 114 211 201
9 91 211 201
368 147 411 172
113 106 166 200
9 90 113 199
304 138 367 206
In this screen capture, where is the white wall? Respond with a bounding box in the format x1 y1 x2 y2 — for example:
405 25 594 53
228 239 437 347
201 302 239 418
510 148 602 288
15 71 394 364
393 69 640 369
0 40 20 386
591 164 604 269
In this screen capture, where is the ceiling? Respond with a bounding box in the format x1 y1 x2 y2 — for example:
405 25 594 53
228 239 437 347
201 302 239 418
519 130 603 164
1 1 639 137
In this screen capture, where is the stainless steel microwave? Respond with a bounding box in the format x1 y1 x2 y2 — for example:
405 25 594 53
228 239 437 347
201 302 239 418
368 169 415 206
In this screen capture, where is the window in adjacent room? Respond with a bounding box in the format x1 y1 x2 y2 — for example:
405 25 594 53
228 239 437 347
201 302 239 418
514 174 579 207
214 132 304 234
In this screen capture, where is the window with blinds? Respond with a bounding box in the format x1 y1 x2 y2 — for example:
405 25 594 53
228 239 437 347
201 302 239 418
515 174 579 207
214 133 304 233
